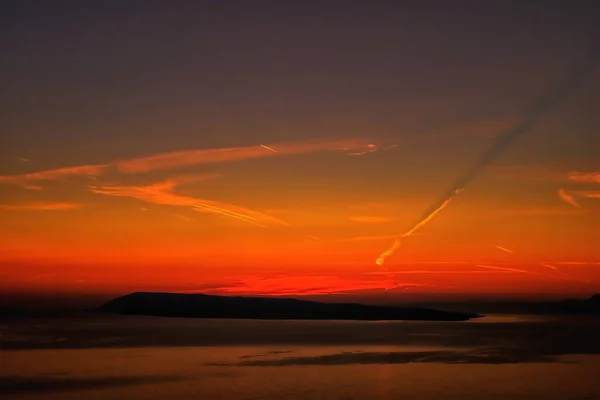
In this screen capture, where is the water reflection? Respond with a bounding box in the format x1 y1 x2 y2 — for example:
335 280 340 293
2 315 600 399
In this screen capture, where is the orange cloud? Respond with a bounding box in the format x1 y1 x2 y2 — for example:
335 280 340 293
349 216 393 223
192 275 431 296
573 190 600 199
260 144 278 153
476 264 532 274
540 264 558 270
348 202 388 210
346 143 379 156
89 174 288 228
174 213 194 222
0 164 106 186
494 245 514 254
488 165 593 183
567 172 600 184
476 264 573 281
0 138 375 186
0 202 80 211
115 138 374 174
368 270 511 275
502 208 586 216
338 234 405 243
558 188 581 208
23 185 44 191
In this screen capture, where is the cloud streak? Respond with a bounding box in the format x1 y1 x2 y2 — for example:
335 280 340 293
89 174 288 228
349 216 393 224
0 138 375 186
502 208 586 216
192 275 431 296
558 188 581 208
494 245 514 254
573 190 600 199
117 138 375 174
567 172 600 184
476 264 533 275
0 202 80 211
338 234 412 243
0 165 106 186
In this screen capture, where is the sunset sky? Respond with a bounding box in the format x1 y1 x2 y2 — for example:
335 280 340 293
1 1 598 305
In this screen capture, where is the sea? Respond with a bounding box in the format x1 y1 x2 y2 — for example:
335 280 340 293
1 313 600 399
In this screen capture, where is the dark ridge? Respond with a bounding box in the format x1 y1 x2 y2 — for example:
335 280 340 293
97 292 480 321
409 293 600 315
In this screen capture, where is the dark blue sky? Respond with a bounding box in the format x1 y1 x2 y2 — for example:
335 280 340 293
1 1 597 168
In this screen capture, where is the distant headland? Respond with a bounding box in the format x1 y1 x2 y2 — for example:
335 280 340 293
98 292 480 321
412 293 600 316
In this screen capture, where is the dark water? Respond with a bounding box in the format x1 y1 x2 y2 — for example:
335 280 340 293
1 314 600 399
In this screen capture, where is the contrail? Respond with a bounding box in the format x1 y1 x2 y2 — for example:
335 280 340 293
190 202 268 228
476 264 567 280
540 264 558 271
375 47 598 266
376 197 454 266
494 245 514 254
260 144 278 153
476 264 532 274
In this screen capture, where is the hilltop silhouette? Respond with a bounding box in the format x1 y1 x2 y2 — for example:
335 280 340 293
98 292 479 321
412 293 600 315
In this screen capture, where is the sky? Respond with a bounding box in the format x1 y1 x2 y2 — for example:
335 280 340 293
0 1 598 305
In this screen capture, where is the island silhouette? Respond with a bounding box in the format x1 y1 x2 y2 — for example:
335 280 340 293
98 292 480 321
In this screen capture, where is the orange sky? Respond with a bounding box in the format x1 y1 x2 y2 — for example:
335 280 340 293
1 135 598 299
0 2 598 302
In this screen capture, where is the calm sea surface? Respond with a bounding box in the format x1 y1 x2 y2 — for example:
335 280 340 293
2 314 600 399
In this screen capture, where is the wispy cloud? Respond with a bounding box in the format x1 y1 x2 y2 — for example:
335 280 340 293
573 190 600 199
23 185 44 191
345 143 379 156
502 208 586 216
15 157 30 162
545 261 600 265
0 202 80 211
489 166 600 185
0 164 106 186
494 245 514 254
89 174 288 228
192 275 431 296
338 234 399 243
260 144 277 153
174 213 194 222
476 264 532 274
557 188 581 208
476 264 573 281
349 216 393 224
116 138 375 174
567 172 600 184
368 270 511 275
0 138 375 187
264 209 292 215
336 232 426 243
348 202 388 210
